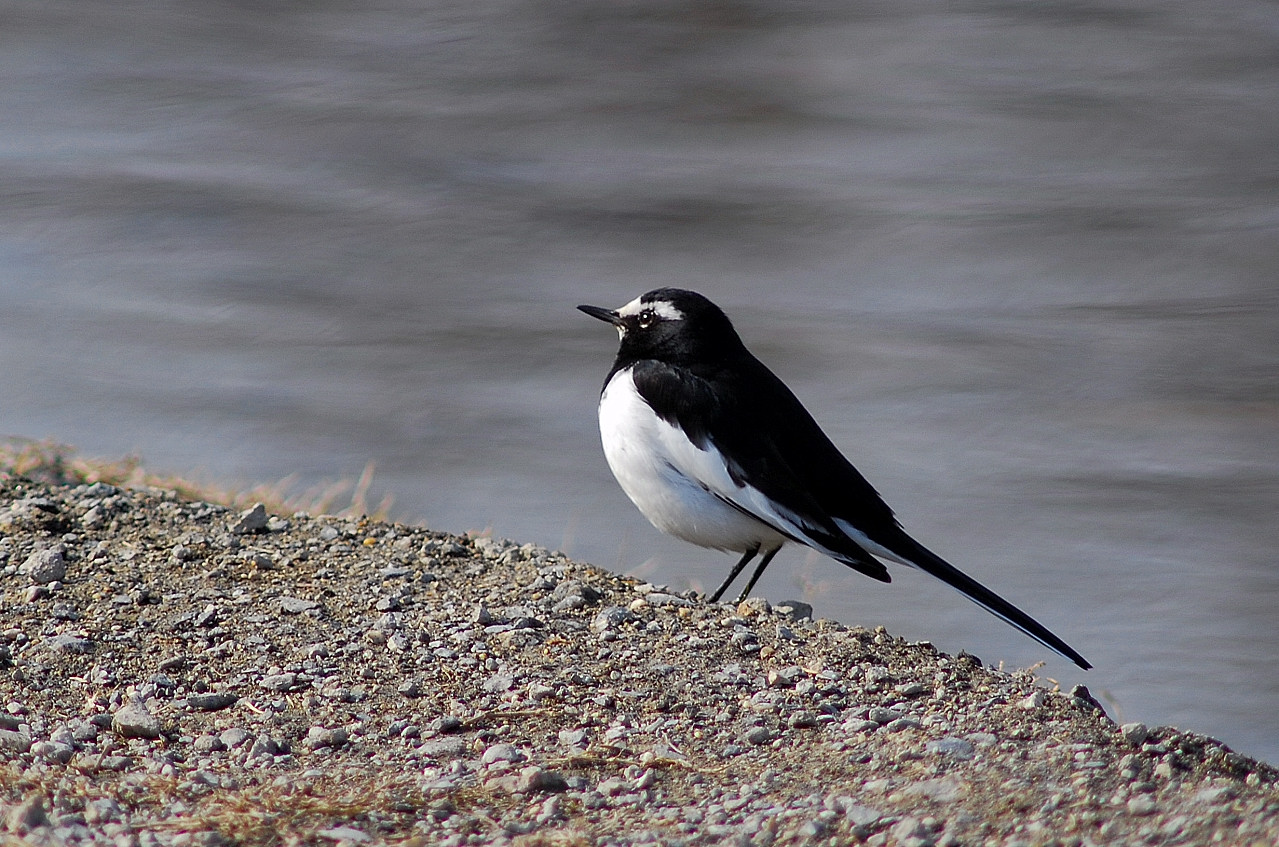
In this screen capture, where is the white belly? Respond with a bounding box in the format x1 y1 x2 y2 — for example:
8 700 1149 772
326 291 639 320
598 370 786 553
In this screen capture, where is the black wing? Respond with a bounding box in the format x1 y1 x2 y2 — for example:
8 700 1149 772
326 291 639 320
628 358 891 582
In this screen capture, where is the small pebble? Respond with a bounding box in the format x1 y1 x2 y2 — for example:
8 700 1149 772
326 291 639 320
891 816 934 847
1128 795 1157 816
483 672 515 693
788 711 819 729
867 707 902 725
1121 722 1150 746
767 666 804 688
591 606 633 632
552 580 602 607
558 728 589 748
633 769 658 790
774 600 813 620
518 766 569 793
31 740 74 764
193 735 226 753
280 596 319 614
20 548 67 584
219 728 253 749
1070 684 1105 713
597 777 628 796
306 726 350 749
645 592 691 607
482 743 526 765
844 719 881 733
230 503 268 534
433 716 464 734
112 700 161 740
260 672 307 692
248 734 280 758
537 795 563 823
84 798 123 825
398 678 425 698
316 826 371 843
925 737 975 760
0 729 33 753
185 693 238 711
45 633 94 654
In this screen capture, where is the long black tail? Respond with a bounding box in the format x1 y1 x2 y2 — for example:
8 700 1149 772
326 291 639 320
887 532 1091 670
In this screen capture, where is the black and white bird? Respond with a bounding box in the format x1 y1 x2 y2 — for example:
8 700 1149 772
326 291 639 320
579 288 1090 669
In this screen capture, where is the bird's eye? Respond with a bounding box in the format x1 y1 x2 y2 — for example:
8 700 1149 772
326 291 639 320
637 309 656 328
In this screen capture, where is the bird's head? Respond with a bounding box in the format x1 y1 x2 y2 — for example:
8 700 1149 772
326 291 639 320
578 288 742 364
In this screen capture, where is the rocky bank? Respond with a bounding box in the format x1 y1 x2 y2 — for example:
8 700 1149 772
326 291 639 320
0 477 1276 846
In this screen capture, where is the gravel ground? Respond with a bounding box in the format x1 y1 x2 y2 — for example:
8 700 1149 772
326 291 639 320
1 477 1276 847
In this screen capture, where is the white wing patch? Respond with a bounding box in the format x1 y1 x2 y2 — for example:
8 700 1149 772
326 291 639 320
833 518 914 567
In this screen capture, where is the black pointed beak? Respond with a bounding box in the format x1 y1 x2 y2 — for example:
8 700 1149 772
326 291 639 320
577 304 623 326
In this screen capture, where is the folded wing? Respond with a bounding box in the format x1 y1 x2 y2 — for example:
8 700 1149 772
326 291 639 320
630 355 1091 670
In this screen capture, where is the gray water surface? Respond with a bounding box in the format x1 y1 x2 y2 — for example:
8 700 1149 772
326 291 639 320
2 1 1277 763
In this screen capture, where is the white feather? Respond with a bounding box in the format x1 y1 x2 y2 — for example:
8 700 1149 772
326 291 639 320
833 518 914 567
616 296 684 321
599 369 785 553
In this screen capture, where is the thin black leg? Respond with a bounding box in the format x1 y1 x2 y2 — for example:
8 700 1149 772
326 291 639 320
709 546 759 603
734 546 782 603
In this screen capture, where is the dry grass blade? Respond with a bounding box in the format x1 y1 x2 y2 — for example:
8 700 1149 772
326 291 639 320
154 773 432 847
0 437 391 519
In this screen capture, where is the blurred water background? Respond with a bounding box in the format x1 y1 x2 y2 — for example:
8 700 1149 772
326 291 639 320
1 1 1276 763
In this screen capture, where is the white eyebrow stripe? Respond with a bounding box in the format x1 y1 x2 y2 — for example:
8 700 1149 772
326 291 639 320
616 297 684 321
616 296 646 317
649 301 684 320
